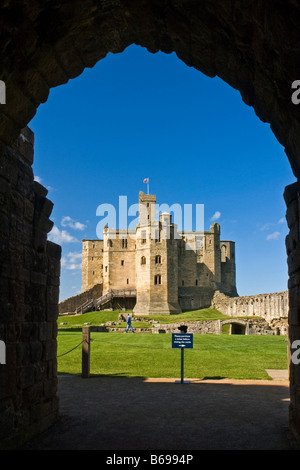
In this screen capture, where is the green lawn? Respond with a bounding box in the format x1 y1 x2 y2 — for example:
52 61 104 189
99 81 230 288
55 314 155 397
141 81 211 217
57 331 288 380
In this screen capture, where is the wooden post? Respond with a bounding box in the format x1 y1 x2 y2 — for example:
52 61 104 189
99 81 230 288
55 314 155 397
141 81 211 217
82 326 90 378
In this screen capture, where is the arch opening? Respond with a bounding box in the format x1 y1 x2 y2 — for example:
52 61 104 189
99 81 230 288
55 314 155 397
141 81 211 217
0 1 300 448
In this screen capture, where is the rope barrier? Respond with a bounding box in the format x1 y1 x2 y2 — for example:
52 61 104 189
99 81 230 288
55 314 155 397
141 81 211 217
57 340 84 358
91 337 287 351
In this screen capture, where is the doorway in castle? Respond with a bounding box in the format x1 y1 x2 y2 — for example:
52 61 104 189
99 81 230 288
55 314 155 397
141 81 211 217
29 45 292 382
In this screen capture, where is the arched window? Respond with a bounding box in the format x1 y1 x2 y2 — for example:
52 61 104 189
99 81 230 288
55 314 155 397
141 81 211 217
141 256 146 265
221 244 227 262
154 274 161 285
155 255 161 264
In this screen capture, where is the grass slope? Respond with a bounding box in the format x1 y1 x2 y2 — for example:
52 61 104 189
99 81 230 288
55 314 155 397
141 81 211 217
58 307 229 329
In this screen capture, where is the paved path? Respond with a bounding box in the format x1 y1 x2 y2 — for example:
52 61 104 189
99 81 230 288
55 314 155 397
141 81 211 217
21 373 300 450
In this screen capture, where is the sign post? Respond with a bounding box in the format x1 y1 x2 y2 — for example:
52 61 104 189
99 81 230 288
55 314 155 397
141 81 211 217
82 326 90 378
172 333 193 384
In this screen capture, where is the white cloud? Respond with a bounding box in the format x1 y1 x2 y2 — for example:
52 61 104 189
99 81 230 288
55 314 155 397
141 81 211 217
48 226 79 244
266 231 281 241
34 176 43 184
61 216 87 231
61 252 82 270
260 218 285 231
210 211 221 221
259 223 270 231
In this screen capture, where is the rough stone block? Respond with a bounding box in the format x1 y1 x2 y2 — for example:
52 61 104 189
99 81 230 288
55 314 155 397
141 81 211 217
42 339 57 362
284 182 299 207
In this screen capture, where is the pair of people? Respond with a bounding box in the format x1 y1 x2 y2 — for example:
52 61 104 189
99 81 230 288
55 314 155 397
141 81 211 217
125 313 135 333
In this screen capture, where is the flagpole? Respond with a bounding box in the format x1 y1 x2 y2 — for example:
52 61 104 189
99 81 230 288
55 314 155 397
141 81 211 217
143 178 150 194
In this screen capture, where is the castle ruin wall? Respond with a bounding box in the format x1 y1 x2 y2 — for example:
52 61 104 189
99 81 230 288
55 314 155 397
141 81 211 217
211 290 289 323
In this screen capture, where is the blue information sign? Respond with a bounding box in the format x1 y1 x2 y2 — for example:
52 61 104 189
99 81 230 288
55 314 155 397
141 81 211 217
172 333 193 349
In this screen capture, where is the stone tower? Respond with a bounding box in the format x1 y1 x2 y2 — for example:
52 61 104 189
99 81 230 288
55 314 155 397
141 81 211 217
133 192 182 315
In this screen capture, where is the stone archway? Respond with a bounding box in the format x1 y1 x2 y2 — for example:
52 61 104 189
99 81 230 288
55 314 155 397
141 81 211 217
1 0 300 448
221 319 248 335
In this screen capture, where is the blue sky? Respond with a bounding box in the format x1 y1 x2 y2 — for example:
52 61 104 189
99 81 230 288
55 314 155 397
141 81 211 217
29 45 295 301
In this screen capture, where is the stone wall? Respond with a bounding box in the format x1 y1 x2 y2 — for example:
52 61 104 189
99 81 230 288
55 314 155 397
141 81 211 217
103 228 136 294
81 240 103 292
58 283 102 314
151 318 286 335
0 128 61 449
178 286 215 310
211 290 289 323
285 182 300 440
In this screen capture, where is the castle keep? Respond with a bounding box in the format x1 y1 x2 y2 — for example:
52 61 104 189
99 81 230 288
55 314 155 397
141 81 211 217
81 192 237 315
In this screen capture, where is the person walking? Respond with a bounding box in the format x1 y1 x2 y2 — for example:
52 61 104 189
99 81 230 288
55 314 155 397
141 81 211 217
125 313 135 333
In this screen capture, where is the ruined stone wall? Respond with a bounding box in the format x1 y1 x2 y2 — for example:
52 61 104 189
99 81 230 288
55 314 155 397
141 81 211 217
211 290 289 323
0 128 61 449
58 283 102 314
220 241 237 296
152 318 285 335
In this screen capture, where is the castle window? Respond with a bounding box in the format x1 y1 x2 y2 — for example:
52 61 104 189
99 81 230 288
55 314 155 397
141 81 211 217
107 239 112 247
155 255 161 264
141 256 146 265
122 238 128 248
195 280 198 286
91 257 94 261
127 278 129 284
154 274 161 285
182 280 184 286
221 245 227 262
121 260 124 266
92 271 95 275
105 266 108 272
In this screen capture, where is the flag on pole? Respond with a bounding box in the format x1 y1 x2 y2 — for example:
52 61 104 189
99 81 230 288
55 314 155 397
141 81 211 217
143 178 150 194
